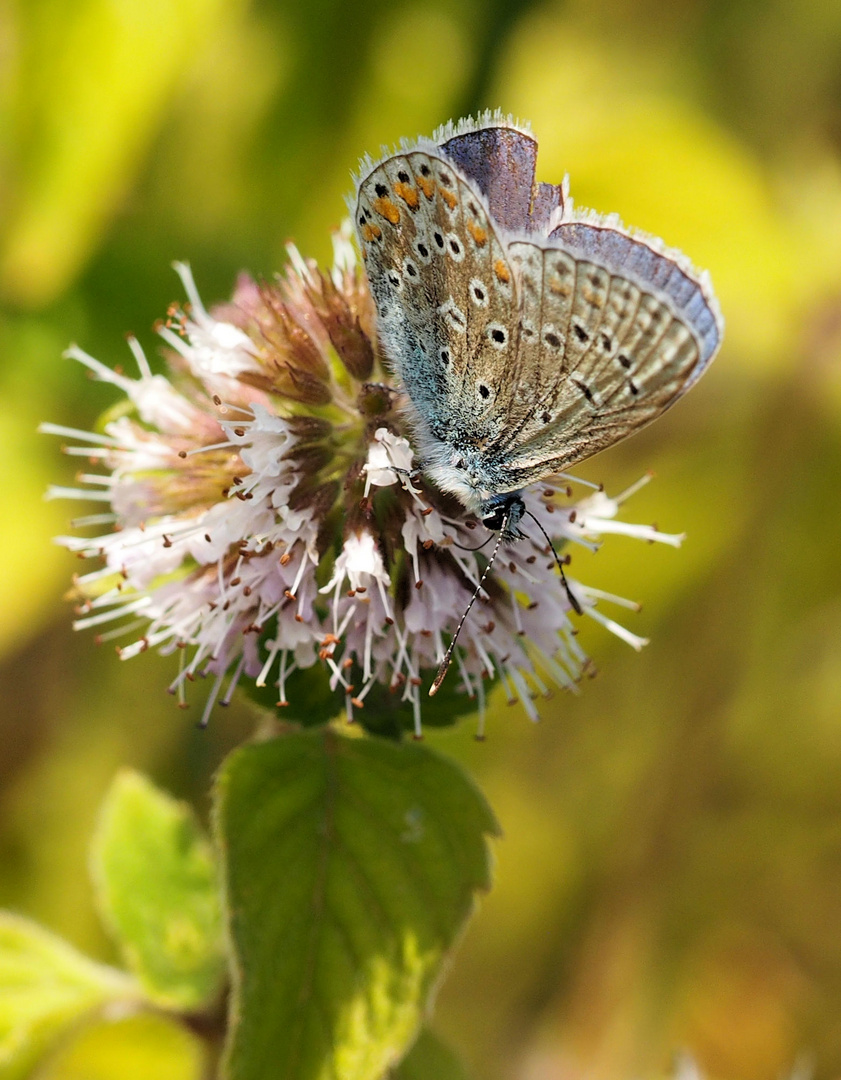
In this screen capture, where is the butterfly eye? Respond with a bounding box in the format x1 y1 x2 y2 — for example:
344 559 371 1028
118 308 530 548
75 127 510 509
478 384 491 400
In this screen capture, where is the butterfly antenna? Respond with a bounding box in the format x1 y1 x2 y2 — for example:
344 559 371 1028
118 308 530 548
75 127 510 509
452 530 495 553
524 510 583 615
430 512 510 696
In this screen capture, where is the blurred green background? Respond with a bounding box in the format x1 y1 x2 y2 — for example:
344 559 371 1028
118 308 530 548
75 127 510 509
3 0 841 1076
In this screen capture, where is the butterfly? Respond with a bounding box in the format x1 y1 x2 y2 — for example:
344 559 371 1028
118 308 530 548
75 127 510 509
352 113 723 689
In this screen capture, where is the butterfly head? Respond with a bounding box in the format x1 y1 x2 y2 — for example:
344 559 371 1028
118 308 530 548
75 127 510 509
480 492 525 538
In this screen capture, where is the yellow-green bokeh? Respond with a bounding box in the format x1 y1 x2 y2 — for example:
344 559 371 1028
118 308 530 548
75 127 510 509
3 0 841 1077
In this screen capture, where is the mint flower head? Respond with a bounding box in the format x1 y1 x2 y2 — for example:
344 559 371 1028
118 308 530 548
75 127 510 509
42 225 682 737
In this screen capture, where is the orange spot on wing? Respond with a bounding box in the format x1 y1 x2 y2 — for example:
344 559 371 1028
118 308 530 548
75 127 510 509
494 259 511 284
373 197 400 224
549 275 572 297
416 174 435 199
439 187 457 210
393 181 419 209
467 220 487 247
361 223 382 242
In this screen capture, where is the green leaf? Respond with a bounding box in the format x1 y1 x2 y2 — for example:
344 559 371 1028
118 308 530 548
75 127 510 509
31 1010 205 1080
0 912 134 1080
389 1028 470 1080
90 770 225 1011
214 728 499 1080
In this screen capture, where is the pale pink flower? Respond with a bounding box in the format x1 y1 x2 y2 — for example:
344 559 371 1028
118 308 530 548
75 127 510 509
43 226 683 736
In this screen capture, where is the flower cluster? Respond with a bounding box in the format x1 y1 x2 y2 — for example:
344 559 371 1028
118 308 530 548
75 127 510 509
43 226 683 736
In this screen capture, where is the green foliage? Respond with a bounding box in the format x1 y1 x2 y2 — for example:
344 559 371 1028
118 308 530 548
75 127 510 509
31 1011 205 1080
214 728 499 1080
389 1028 470 1080
0 913 134 1080
90 769 226 1011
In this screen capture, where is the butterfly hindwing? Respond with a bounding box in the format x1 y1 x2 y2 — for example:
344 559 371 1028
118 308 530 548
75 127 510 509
355 147 519 447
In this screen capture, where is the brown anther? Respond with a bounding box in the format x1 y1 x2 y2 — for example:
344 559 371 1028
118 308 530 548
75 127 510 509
178 450 187 459
230 576 241 586
484 621 495 633
205 534 212 542
232 476 243 485
350 697 364 709
528 601 539 610
568 510 576 523
294 614 304 622
322 633 340 646
509 562 517 573
233 427 245 437
384 616 394 626
421 507 434 516
356 586 367 593
544 488 555 497
420 629 432 638
213 395 222 405
526 555 536 564
280 552 292 565
284 589 296 600
162 535 172 548
243 586 252 596
546 503 555 513
422 539 434 550
347 589 356 598
343 657 354 669
415 580 424 589
319 648 334 660
276 700 290 708
410 677 422 687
